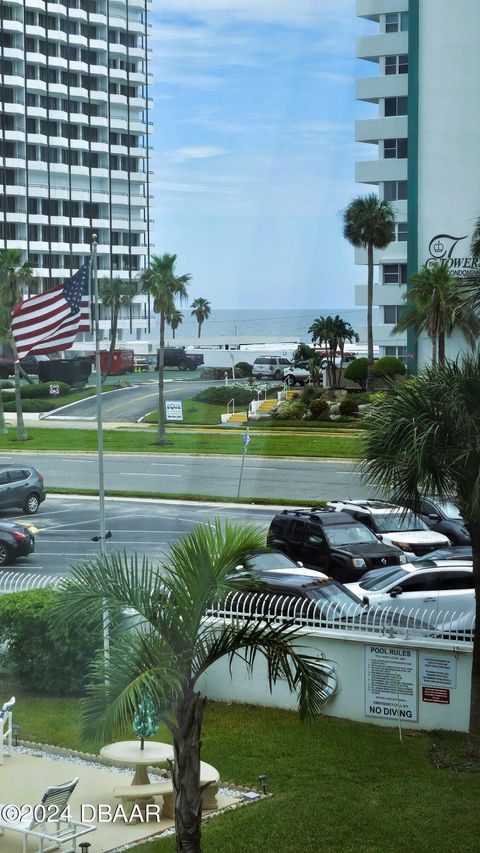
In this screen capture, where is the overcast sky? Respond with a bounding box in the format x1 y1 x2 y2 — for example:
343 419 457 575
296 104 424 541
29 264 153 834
148 1 374 308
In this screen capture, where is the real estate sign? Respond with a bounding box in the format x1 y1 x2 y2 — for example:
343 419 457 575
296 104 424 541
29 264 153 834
165 401 183 421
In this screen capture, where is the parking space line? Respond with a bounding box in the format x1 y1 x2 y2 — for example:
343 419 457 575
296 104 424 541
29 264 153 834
119 472 182 478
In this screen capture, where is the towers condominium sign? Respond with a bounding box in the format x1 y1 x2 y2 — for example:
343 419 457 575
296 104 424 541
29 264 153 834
426 233 477 276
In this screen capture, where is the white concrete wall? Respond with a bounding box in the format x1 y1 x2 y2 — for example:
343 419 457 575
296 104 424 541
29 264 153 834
197 629 472 732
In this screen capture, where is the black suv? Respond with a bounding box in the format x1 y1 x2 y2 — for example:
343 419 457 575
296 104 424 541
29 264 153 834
156 348 204 371
267 509 406 583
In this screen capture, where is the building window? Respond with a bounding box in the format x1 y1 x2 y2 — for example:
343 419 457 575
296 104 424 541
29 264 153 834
384 305 407 325
385 12 408 33
383 264 408 285
397 222 408 242
384 345 408 363
383 181 407 202
385 97 408 117
385 55 408 75
384 138 408 159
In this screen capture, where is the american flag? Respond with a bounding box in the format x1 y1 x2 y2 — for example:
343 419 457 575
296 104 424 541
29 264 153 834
12 261 91 359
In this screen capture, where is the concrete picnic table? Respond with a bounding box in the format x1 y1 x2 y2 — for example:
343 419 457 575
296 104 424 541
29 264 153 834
100 740 174 786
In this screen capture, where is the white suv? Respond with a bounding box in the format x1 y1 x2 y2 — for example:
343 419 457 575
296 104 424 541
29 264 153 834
252 356 292 380
326 499 450 558
283 361 311 386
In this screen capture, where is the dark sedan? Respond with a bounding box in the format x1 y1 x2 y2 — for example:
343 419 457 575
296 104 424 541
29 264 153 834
0 521 35 566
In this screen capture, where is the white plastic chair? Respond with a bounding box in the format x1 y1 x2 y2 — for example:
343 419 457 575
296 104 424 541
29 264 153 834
0 696 15 764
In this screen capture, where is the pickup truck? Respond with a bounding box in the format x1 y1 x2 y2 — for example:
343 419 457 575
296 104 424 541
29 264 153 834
156 348 204 371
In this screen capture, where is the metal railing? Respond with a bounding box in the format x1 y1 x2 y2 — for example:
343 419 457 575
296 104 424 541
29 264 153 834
209 592 475 644
0 572 64 593
227 398 235 418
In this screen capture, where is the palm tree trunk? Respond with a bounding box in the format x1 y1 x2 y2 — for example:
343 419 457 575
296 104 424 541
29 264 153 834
102 308 118 385
467 524 480 757
157 312 166 445
11 339 27 441
431 336 437 367
0 384 6 434
438 331 446 366
172 326 176 340
366 241 374 391
197 322 201 339
171 688 206 853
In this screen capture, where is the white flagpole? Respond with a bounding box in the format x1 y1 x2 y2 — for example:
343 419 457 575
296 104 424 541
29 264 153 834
91 235 109 666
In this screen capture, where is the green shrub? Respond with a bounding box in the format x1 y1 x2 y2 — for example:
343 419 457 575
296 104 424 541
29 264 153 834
235 361 253 377
194 385 258 406
0 589 104 696
20 381 71 399
368 391 388 407
3 399 61 412
0 381 13 390
372 356 406 379
309 398 330 420
343 357 368 390
301 385 323 405
339 396 359 417
271 401 306 420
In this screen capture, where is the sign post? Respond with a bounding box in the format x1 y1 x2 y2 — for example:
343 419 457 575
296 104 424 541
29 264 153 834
237 428 250 498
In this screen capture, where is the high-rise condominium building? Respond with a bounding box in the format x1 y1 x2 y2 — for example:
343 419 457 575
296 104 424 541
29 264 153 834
355 1 480 369
0 0 152 346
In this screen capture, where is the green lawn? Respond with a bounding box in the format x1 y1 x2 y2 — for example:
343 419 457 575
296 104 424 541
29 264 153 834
143 397 226 425
0 427 361 458
10 691 480 853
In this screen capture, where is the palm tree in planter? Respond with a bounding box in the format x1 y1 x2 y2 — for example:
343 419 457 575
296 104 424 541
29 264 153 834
190 297 211 338
140 254 190 445
0 249 36 441
166 308 183 340
360 352 480 757
99 277 137 383
393 263 480 366
343 194 395 389
54 521 333 852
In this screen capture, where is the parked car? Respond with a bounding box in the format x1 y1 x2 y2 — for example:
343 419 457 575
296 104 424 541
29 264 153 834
267 509 407 583
0 519 35 566
418 545 472 562
400 495 470 545
252 356 292 381
156 347 204 371
320 354 357 369
346 560 474 621
0 466 46 514
283 362 311 386
326 500 450 558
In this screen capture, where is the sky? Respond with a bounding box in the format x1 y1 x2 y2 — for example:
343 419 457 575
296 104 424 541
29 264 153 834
148 0 375 309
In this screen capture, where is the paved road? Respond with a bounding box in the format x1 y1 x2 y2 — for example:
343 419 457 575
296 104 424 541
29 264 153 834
1 495 278 577
0 451 366 501
44 380 223 423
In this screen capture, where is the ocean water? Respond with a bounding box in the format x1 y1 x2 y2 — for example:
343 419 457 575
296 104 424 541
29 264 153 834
153 308 377 343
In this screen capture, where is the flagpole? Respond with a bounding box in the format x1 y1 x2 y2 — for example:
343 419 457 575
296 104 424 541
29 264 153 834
91 235 109 665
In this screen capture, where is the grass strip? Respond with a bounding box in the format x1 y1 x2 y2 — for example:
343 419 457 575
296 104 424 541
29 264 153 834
9 693 480 853
0 427 361 458
47 486 326 508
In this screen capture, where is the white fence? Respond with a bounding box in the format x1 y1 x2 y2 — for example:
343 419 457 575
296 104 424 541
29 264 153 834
0 572 64 593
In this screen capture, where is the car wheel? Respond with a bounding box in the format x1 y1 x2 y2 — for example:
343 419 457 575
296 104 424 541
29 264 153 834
0 368 9 380
273 370 282 380
0 542 11 566
178 360 187 371
24 493 40 514
287 375 296 387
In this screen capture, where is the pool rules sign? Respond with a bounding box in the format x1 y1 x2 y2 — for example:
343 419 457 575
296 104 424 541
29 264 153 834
365 645 418 722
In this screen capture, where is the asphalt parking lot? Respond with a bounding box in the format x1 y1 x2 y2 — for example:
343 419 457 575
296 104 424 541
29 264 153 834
0 495 275 578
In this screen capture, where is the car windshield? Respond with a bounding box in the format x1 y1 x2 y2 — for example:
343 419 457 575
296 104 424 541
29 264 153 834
244 552 298 571
374 512 428 532
324 523 378 547
358 567 409 591
435 500 462 520
304 580 362 605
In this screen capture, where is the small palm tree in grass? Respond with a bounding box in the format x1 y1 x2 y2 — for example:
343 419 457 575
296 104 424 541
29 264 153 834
360 352 480 757
139 254 190 445
54 521 334 852
99 277 137 383
343 194 395 389
190 297 211 338
166 308 183 340
0 249 36 441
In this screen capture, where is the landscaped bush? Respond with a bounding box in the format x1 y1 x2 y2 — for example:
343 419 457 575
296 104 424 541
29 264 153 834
308 398 330 420
372 356 406 379
0 589 104 696
0 381 13 390
343 357 368 390
3 399 62 412
235 361 253 377
338 396 359 417
271 401 306 420
195 385 259 406
301 385 323 405
20 381 71 399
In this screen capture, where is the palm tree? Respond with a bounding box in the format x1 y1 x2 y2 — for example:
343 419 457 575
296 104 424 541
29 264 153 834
336 318 360 376
190 297 211 338
394 263 480 366
53 521 333 852
360 352 480 757
166 308 183 340
99 277 137 383
0 249 36 441
343 194 395 389
308 315 358 388
139 254 190 445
